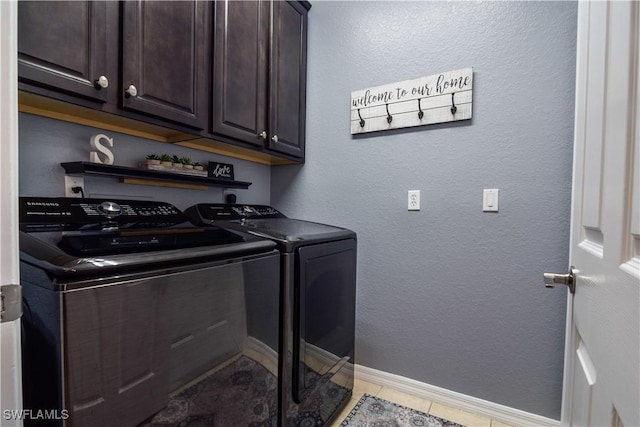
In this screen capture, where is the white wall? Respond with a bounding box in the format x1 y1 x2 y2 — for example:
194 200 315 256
271 1 577 419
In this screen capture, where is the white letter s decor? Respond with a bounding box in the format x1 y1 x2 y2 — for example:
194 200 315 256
89 134 115 165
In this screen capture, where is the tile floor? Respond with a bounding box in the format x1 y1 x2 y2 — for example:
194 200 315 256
328 378 514 427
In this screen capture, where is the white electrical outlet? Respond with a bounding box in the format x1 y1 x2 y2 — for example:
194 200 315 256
408 190 420 211
65 175 85 197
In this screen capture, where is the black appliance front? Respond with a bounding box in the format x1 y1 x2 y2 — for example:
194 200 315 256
185 203 357 426
19 197 281 427
288 238 357 424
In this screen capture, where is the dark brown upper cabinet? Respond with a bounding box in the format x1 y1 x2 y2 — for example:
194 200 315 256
18 1 110 103
121 1 208 130
18 1 208 131
212 0 310 160
212 1 269 147
269 1 309 159
18 0 310 164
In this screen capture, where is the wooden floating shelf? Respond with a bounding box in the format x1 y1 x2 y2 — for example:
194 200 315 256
21 91 299 166
61 161 252 190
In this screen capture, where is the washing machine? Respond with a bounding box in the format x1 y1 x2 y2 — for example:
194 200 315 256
18 197 281 427
185 203 356 426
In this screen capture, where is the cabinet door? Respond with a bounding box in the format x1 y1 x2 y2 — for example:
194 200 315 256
212 0 269 147
269 1 308 159
18 1 109 103
121 1 208 130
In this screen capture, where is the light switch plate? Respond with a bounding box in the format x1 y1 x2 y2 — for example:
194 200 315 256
483 189 499 212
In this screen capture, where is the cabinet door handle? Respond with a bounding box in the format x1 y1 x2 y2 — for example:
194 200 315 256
271 135 278 143
125 84 138 97
94 76 109 89
258 131 267 140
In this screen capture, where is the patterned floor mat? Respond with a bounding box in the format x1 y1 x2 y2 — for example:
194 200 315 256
340 394 465 427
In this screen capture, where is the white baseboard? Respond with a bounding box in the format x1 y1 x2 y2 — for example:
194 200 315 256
354 364 562 427
245 336 278 365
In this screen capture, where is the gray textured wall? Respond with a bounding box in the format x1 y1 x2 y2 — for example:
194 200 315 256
271 1 577 419
19 113 270 209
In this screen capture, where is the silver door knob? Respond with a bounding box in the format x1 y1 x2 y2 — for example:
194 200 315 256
544 266 576 294
125 84 138 97
258 131 267 140
95 75 109 89
271 135 278 143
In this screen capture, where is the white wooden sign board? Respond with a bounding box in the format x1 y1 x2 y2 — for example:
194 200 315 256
350 67 473 134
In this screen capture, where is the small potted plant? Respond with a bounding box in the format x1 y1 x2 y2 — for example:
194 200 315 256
146 154 161 165
171 155 183 169
193 162 204 171
160 154 173 167
180 157 194 169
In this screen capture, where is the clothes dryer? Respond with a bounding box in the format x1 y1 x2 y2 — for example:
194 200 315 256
185 203 357 426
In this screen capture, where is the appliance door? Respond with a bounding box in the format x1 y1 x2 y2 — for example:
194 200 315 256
292 238 356 404
21 251 281 427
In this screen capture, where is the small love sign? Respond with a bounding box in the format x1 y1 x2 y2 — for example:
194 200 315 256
351 68 473 134
208 162 235 180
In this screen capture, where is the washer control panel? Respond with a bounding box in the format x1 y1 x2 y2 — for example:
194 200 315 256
20 197 186 229
77 201 180 218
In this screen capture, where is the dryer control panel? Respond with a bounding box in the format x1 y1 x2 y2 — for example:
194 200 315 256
185 204 286 225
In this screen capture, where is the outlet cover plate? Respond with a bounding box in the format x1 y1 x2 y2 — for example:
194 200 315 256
408 190 420 211
65 175 85 197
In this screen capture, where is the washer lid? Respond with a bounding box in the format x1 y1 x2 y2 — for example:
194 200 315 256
19 197 276 275
19 228 276 276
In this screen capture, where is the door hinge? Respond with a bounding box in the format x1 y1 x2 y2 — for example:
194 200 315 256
0 284 22 323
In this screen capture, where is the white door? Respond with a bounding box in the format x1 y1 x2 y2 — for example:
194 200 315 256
0 1 23 426
557 1 640 426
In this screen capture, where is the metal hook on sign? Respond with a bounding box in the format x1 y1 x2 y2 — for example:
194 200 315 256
357 109 365 128
418 99 424 119
385 103 393 124
450 92 457 115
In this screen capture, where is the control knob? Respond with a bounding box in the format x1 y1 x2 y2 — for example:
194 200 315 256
97 201 122 217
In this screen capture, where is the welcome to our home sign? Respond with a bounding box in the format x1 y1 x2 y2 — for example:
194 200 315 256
350 68 473 134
